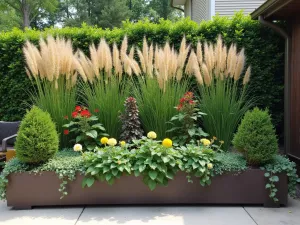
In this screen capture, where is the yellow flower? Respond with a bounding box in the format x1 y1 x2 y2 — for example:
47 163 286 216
220 140 224 144
147 131 157 139
120 141 126 147
213 136 217 140
100 137 109 145
200 138 211 146
207 163 213 169
117 160 121 165
107 138 117 146
162 138 173 148
73 144 83 152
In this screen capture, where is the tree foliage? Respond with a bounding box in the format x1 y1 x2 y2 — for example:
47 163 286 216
0 0 182 30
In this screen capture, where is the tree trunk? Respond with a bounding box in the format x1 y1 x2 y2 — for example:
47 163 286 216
21 0 31 29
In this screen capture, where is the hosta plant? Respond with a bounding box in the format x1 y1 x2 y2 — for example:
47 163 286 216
82 146 132 187
167 92 208 145
131 136 182 190
178 144 218 186
63 106 107 151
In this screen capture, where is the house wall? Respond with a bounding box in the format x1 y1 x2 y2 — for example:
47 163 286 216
192 0 211 22
184 0 192 17
215 0 266 16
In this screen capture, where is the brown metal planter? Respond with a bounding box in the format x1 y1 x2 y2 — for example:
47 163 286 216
6 169 288 209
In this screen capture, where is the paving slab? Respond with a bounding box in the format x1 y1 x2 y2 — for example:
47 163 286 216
0 201 83 225
77 206 256 225
245 198 300 225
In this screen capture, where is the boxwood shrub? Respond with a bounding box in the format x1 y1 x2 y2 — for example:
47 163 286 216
0 12 284 138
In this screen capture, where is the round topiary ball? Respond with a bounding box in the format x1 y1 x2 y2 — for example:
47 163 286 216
15 106 59 164
232 107 278 166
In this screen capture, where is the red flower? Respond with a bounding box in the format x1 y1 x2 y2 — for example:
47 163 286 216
189 100 195 105
80 109 91 118
75 106 82 112
64 130 69 135
176 104 183 111
72 111 78 118
94 108 99 113
64 115 69 120
179 98 186 103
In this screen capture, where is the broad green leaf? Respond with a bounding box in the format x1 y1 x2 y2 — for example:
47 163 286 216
92 123 105 130
139 164 146 172
86 177 95 187
148 180 157 191
162 156 170 163
112 169 118 176
86 130 98 139
105 173 112 181
149 170 158 180
264 172 270 177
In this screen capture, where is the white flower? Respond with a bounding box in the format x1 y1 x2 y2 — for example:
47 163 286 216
207 163 213 169
107 138 117 146
73 144 83 152
147 131 157 139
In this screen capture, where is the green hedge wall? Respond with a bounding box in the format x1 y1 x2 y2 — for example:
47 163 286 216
0 12 284 136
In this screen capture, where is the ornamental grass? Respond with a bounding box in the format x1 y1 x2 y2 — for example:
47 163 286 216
186 35 253 150
77 37 137 138
23 36 80 146
134 37 190 138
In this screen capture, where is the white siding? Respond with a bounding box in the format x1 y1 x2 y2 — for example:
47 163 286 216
215 0 266 16
192 0 211 22
184 0 192 17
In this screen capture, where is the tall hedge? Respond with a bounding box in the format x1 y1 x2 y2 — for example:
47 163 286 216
0 12 284 136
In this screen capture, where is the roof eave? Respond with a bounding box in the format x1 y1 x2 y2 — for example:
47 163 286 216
251 0 293 20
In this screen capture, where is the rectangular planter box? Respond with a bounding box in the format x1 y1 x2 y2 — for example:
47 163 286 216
6 169 288 209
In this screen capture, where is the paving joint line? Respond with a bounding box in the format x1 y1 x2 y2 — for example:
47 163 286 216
243 207 258 225
75 206 85 225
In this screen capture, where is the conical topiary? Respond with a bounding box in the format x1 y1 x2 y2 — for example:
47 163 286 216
232 107 278 166
15 106 59 164
119 97 143 143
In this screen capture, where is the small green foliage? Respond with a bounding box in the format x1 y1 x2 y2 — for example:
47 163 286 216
15 106 59 164
233 108 278 166
167 92 208 145
63 106 107 151
0 149 84 200
82 146 132 187
131 137 182 190
178 144 217 186
262 155 300 202
213 152 248 175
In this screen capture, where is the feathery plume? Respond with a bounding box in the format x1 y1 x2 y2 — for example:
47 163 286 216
233 48 245 81
202 64 211 86
90 43 100 77
243 66 251 85
147 43 154 77
193 65 203 85
137 48 146 73
121 36 128 63
196 41 203 65
113 43 123 78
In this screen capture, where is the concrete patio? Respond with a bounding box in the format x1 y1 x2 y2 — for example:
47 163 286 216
0 198 299 225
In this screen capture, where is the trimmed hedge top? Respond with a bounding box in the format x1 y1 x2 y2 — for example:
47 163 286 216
0 13 284 137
